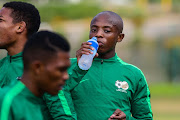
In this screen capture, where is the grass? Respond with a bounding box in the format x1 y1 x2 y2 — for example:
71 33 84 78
149 82 180 120
149 82 180 98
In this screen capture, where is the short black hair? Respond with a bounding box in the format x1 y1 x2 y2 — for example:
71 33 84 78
3 1 40 38
23 31 70 70
91 11 123 33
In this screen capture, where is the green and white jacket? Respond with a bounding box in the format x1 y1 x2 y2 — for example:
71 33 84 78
0 52 23 88
45 53 153 120
0 81 44 120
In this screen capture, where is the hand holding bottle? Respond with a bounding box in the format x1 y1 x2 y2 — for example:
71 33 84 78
76 41 98 61
77 37 99 70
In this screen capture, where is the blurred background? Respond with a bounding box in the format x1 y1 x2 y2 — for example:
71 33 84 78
0 0 180 119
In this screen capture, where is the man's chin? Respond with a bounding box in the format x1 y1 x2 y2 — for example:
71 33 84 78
48 89 61 96
98 51 106 56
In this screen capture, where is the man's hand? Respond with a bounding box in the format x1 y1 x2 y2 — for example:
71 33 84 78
76 42 98 62
108 109 126 120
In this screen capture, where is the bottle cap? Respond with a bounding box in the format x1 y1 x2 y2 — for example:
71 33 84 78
91 37 97 41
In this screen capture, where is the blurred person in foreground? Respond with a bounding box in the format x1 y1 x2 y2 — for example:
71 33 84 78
0 2 56 119
0 31 71 119
0 2 88 119
45 11 153 120
0 1 40 88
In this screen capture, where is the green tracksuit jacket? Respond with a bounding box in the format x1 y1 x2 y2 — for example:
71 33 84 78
46 54 153 120
0 52 23 88
0 52 53 120
0 52 87 120
43 65 88 120
0 81 44 120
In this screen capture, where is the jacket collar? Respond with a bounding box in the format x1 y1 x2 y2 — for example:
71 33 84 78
18 81 43 104
94 53 122 63
7 52 23 62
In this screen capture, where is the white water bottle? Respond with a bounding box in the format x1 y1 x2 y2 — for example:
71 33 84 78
78 37 98 70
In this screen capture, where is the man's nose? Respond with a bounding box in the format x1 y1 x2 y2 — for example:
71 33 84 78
95 29 103 38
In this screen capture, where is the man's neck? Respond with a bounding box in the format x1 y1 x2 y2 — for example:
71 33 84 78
7 47 23 56
98 51 115 59
7 38 27 56
21 73 43 97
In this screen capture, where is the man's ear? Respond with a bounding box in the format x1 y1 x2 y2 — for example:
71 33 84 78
16 21 26 33
31 61 44 75
117 33 125 42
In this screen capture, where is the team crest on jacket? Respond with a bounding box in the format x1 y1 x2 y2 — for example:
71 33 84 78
115 80 129 93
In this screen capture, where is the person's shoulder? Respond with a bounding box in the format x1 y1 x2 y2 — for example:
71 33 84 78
70 58 77 64
69 58 78 67
119 59 144 78
68 58 77 72
0 56 8 66
0 82 25 106
122 62 141 72
0 85 23 117
0 86 11 101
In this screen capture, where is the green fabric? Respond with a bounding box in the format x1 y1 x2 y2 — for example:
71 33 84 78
1 81 25 120
43 65 87 120
50 53 153 120
0 81 44 120
0 52 53 120
0 52 23 88
58 90 72 116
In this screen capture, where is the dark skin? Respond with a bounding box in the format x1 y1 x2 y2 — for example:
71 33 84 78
0 7 27 56
77 12 124 60
108 109 126 120
21 51 70 97
76 12 126 120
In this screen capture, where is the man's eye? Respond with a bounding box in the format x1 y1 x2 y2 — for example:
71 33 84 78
91 29 96 32
104 30 111 33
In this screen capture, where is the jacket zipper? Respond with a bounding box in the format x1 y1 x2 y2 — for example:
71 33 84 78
101 59 103 64
101 59 103 88
10 56 12 63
